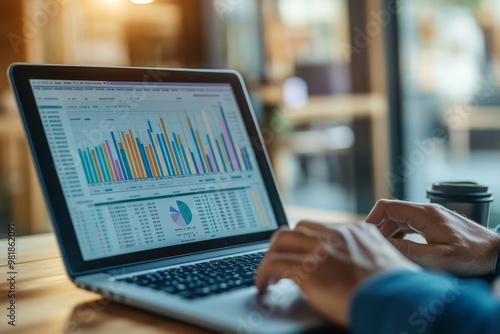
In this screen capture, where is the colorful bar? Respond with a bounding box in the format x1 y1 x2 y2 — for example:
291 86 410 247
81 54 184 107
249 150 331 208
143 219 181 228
202 110 223 171
243 147 252 170
196 160 203 175
187 117 207 174
146 145 159 177
121 132 135 178
114 159 123 180
178 134 195 174
130 130 146 178
234 142 246 172
144 145 155 177
243 148 251 170
102 143 116 181
112 132 129 180
206 135 220 172
86 148 99 183
102 146 112 181
177 135 192 175
126 132 141 178
123 132 140 179
78 149 92 184
219 103 241 171
171 132 185 175
206 145 217 172
160 117 180 175
215 139 227 172
195 130 210 172
96 146 110 182
219 133 234 171
149 144 161 177
186 148 197 174
205 154 212 172
147 129 163 176
91 149 103 182
105 140 120 180
151 132 169 176
190 150 200 174
82 150 96 183
137 140 152 178
119 145 133 179
157 133 172 176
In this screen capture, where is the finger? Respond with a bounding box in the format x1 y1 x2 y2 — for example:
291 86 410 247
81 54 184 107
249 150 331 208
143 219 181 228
347 225 420 272
352 223 408 252
365 199 440 235
379 219 413 238
348 224 391 255
365 199 412 226
255 253 303 293
318 224 355 254
296 222 351 243
295 220 330 233
378 219 401 237
269 225 289 243
267 229 321 255
388 238 437 263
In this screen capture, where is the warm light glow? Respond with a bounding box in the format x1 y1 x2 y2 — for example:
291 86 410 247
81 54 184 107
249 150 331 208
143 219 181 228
129 0 154 4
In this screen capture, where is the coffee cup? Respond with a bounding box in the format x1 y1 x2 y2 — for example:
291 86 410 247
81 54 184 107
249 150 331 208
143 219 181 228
426 181 493 227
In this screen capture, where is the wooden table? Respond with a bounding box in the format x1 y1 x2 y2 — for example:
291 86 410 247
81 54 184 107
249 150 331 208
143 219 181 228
0 206 363 334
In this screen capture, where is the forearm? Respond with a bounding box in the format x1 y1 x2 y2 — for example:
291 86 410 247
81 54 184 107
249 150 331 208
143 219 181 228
349 269 500 334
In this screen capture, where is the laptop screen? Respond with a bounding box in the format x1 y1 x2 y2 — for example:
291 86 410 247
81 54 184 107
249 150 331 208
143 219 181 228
29 79 278 261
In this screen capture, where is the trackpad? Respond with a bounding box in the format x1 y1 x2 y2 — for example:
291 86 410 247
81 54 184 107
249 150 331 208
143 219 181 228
251 279 321 320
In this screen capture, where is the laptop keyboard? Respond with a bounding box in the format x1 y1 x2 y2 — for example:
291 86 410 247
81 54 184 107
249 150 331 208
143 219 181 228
117 251 266 299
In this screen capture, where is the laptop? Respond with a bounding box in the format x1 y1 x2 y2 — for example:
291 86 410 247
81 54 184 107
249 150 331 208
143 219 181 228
9 64 331 333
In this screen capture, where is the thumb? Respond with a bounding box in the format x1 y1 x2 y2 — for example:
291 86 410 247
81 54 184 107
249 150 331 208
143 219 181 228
388 238 432 262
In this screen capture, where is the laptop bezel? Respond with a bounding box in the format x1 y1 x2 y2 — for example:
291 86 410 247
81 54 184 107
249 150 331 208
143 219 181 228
9 63 288 278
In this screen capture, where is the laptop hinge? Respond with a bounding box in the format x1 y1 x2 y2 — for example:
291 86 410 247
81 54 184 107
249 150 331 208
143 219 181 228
105 241 268 276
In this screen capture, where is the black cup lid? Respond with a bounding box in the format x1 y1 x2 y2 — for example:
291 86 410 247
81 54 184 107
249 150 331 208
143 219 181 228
426 181 493 202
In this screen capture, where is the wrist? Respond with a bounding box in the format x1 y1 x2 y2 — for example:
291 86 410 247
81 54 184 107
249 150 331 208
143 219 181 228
478 229 500 275
493 226 500 276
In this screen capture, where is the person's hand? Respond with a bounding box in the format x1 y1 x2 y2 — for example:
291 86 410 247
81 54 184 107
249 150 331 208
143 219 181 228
255 222 419 326
366 199 500 276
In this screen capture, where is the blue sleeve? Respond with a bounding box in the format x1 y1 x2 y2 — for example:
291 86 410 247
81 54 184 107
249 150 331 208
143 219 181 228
349 269 500 334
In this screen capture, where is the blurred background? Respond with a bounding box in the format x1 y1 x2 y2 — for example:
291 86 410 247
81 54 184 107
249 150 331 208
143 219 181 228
0 0 499 237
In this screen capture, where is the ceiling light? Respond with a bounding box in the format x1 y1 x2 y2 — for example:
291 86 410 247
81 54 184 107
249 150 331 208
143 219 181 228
130 0 154 4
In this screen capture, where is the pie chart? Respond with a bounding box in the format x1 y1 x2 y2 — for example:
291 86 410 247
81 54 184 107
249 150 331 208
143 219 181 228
170 201 193 226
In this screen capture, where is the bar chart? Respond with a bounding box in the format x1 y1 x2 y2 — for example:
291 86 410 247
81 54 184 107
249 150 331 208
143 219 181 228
77 103 253 184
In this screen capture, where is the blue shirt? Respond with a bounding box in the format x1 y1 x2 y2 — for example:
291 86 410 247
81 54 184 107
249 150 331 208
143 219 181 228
350 270 500 333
